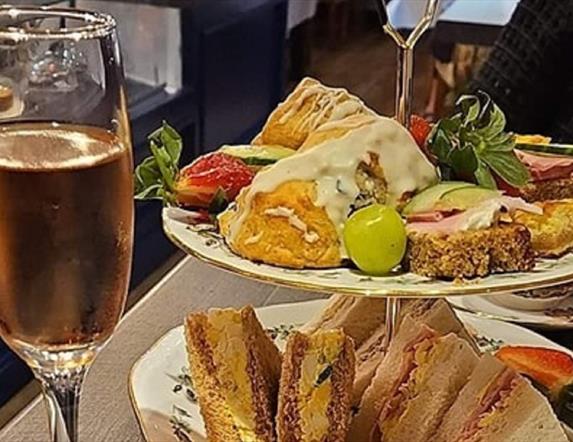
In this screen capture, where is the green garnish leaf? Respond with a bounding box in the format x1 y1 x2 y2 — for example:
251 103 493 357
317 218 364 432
134 121 183 205
428 92 530 188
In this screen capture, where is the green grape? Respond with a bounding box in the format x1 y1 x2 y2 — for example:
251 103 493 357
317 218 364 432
343 205 407 275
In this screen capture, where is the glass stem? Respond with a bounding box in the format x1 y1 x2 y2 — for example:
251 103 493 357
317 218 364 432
383 298 402 351
37 366 89 442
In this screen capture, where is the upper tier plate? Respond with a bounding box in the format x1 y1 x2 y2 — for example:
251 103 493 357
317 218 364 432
163 211 573 297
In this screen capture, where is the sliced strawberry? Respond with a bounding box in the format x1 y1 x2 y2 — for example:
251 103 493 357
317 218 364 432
496 346 573 395
410 115 432 150
175 152 254 208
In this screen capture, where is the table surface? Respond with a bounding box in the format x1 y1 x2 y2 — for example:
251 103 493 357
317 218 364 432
1 255 571 441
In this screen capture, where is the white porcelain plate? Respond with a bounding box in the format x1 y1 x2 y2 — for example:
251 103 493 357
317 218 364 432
163 212 573 298
129 299 573 441
448 295 573 329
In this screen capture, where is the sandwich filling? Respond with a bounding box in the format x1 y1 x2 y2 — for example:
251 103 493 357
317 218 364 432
298 331 345 442
406 196 541 235
456 367 519 442
377 333 443 438
516 150 573 182
205 310 260 442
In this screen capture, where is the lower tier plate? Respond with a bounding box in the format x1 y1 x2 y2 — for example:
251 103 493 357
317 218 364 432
129 299 573 441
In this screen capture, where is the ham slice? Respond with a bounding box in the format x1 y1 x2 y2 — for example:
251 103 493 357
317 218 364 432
406 197 541 235
517 150 573 182
457 369 518 441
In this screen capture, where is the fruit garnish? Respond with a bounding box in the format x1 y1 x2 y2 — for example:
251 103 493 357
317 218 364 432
410 114 432 149
428 92 530 189
496 346 573 396
343 204 406 275
134 122 254 212
176 152 254 209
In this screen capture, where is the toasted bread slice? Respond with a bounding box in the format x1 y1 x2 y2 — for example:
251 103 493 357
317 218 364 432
184 306 281 442
518 177 573 203
512 199 573 257
277 330 355 442
404 223 535 279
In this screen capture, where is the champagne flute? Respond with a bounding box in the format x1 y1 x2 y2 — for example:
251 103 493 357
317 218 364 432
0 6 133 442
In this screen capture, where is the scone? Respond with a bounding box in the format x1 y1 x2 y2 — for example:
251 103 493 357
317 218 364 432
254 77 375 149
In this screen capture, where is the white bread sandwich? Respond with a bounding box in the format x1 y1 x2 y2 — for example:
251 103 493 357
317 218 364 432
299 294 387 348
276 329 355 442
184 305 282 442
348 316 479 442
435 353 569 442
352 298 477 407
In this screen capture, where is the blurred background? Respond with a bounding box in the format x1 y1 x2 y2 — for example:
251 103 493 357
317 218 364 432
0 0 520 419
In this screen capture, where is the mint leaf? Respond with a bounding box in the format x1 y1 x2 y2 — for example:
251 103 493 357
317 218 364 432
428 91 530 188
134 122 183 205
481 150 530 187
475 160 497 189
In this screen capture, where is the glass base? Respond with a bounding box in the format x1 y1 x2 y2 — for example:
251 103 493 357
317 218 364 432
8 339 100 374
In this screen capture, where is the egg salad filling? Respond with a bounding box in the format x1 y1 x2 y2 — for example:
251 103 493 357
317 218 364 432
298 330 345 442
206 310 261 442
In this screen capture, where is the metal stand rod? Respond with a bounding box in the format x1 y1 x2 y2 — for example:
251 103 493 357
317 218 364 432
383 297 401 350
374 0 439 126
396 47 414 125
373 0 439 349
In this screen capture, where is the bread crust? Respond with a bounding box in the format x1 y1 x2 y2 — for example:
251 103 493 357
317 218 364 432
184 306 281 442
404 223 535 279
518 177 573 202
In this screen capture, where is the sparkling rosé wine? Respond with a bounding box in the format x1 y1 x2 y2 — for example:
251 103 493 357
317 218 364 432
0 123 133 352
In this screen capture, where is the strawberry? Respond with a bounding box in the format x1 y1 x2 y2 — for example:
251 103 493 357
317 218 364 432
496 346 573 396
175 152 254 209
409 115 432 150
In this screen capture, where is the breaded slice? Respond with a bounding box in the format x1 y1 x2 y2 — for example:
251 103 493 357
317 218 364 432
277 330 355 442
518 177 573 202
403 223 535 279
185 306 281 442
512 199 573 257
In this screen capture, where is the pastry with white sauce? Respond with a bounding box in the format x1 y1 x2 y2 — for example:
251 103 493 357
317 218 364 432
253 77 375 149
219 114 438 269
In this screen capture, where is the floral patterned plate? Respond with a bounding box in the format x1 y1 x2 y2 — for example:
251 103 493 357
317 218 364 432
448 295 573 330
163 211 573 298
129 299 573 442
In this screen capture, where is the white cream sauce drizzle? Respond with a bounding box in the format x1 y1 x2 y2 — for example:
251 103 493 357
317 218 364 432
276 81 374 136
226 117 439 256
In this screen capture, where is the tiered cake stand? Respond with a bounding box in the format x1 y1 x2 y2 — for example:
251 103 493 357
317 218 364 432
163 0 573 345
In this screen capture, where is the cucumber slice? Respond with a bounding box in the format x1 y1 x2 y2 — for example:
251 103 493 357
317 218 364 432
436 187 501 211
219 145 296 166
516 143 573 158
402 182 475 215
